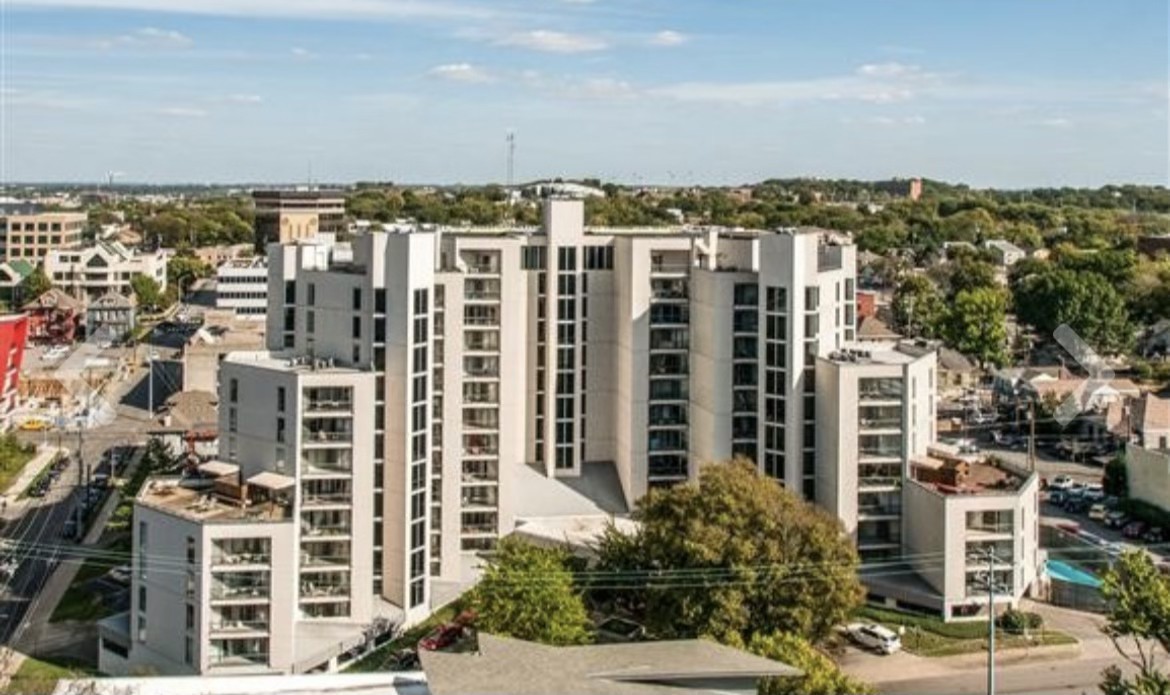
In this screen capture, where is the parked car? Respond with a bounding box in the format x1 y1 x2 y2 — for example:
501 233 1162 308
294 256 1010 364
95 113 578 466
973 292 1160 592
61 518 77 539
1047 490 1066 506
418 624 465 652
1144 527 1166 543
1104 511 1130 529
1088 504 1108 521
1065 498 1091 514
106 565 132 585
1050 475 1075 490
1123 521 1149 539
847 623 902 655
1084 484 1105 502
19 419 49 432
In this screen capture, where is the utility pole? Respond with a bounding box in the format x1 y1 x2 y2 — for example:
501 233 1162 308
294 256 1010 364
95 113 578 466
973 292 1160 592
147 353 153 414
1028 398 1036 474
986 547 996 695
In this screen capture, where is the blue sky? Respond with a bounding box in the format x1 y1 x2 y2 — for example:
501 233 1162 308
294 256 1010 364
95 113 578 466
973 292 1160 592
1 0 1166 187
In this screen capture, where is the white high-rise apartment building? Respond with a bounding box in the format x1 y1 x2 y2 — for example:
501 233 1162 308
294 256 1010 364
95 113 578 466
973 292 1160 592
106 199 1033 675
262 199 857 602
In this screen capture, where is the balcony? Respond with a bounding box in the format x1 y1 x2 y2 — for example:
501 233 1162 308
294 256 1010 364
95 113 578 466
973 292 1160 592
649 378 688 401
302 429 352 447
300 454 352 478
210 576 270 603
462 411 500 431
304 399 352 414
208 641 268 669
301 492 352 509
464 356 500 379
300 579 350 600
211 540 271 568
462 460 499 483
463 486 499 509
650 279 689 300
301 553 352 569
649 329 689 351
650 354 688 377
209 620 269 637
464 332 500 353
462 253 500 275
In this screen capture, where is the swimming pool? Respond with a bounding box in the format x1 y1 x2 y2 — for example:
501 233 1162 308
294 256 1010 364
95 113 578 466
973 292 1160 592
1047 559 1102 588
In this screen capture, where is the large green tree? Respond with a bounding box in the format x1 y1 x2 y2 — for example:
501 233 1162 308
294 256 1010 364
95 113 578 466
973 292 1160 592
945 288 1009 368
129 274 163 311
594 460 863 645
1015 269 1132 354
20 267 52 302
741 631 874 695
468 537 591 646
892 274 947 339
1100 550 1170 695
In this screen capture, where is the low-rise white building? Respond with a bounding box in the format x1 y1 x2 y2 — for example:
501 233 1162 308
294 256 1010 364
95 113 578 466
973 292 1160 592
44 241 169 302
215 257 268 319
817 341 1041 620
102 351 393 676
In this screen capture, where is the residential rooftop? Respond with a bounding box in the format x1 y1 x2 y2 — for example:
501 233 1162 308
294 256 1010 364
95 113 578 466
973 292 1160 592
221 350 365 375
823 340 934 367
137 475 291 524
911 446 1030 495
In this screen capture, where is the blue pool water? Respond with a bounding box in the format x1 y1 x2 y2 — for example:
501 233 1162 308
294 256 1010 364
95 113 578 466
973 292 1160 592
1047 559 1102 588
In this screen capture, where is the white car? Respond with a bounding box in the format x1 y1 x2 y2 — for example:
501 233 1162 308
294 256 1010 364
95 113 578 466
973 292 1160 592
1050 475 1075 490
847 623 902 655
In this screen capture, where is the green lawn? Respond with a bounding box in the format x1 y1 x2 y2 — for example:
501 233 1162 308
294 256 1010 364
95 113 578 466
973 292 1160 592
50 534 131 623
855 605 1077 658
3 655 95 694
0 435 38 495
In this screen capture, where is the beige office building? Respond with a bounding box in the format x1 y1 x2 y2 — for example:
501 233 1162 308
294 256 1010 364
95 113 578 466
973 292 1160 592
1 211 86 262
252 190 346 251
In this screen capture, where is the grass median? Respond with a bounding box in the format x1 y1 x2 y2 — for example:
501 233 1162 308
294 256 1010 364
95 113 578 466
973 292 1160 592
856 605 1077 658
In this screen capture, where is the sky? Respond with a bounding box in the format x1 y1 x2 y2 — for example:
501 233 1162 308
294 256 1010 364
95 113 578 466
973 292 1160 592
0 0 1167 188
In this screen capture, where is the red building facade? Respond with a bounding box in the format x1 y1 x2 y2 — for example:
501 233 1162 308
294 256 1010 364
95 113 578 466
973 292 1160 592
0 314 29 424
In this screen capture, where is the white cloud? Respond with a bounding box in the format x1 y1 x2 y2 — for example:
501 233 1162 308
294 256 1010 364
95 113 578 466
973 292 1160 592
856 62 926 79
156 106 207 118
6 0 488 22
222 94 263 104
649 30 687 47
576 77 636 99
904 115 926 124
291 47 316 58
92 26 193 50
651 62 942 106
1039 117 1073 128
496 29 608 53
428 63 495 83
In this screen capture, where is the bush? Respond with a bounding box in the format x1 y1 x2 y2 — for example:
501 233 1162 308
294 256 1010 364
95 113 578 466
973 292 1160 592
998 608 1043 634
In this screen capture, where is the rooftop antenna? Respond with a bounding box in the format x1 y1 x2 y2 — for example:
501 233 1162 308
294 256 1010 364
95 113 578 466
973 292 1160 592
506 130 516 188
307 160 314 189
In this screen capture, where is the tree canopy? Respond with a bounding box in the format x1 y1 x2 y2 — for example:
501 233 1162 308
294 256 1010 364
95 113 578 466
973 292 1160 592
1014 269 1132 354
468 537 591 646
20 267 52 302
129 274 163 311
892 274 947 339
740 631 874 695
594 460 863 645
945 288 1009 368
1100 550 1170 695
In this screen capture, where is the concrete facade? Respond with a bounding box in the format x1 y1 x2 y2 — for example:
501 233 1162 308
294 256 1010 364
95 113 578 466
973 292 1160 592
215 257 268 319
103 352 386 675
44 242 169 302
0 211 86 262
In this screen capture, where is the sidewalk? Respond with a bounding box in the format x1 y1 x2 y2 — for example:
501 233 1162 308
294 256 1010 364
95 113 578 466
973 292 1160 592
1 445 67 503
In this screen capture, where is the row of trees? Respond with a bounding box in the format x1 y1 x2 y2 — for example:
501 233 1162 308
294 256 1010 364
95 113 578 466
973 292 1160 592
468 462 871 694
466 461 1169 694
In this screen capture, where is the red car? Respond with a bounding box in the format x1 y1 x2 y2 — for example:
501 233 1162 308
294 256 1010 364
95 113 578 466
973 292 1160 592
418 624 465 651
1123 521 1148 539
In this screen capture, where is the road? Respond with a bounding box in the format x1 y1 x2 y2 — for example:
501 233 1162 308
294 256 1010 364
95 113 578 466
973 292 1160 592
877 655 1126 695
1 348 167 656
0 462 81 646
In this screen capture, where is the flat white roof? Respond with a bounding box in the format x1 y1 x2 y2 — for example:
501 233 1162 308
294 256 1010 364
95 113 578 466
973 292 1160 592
54 673 429 695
